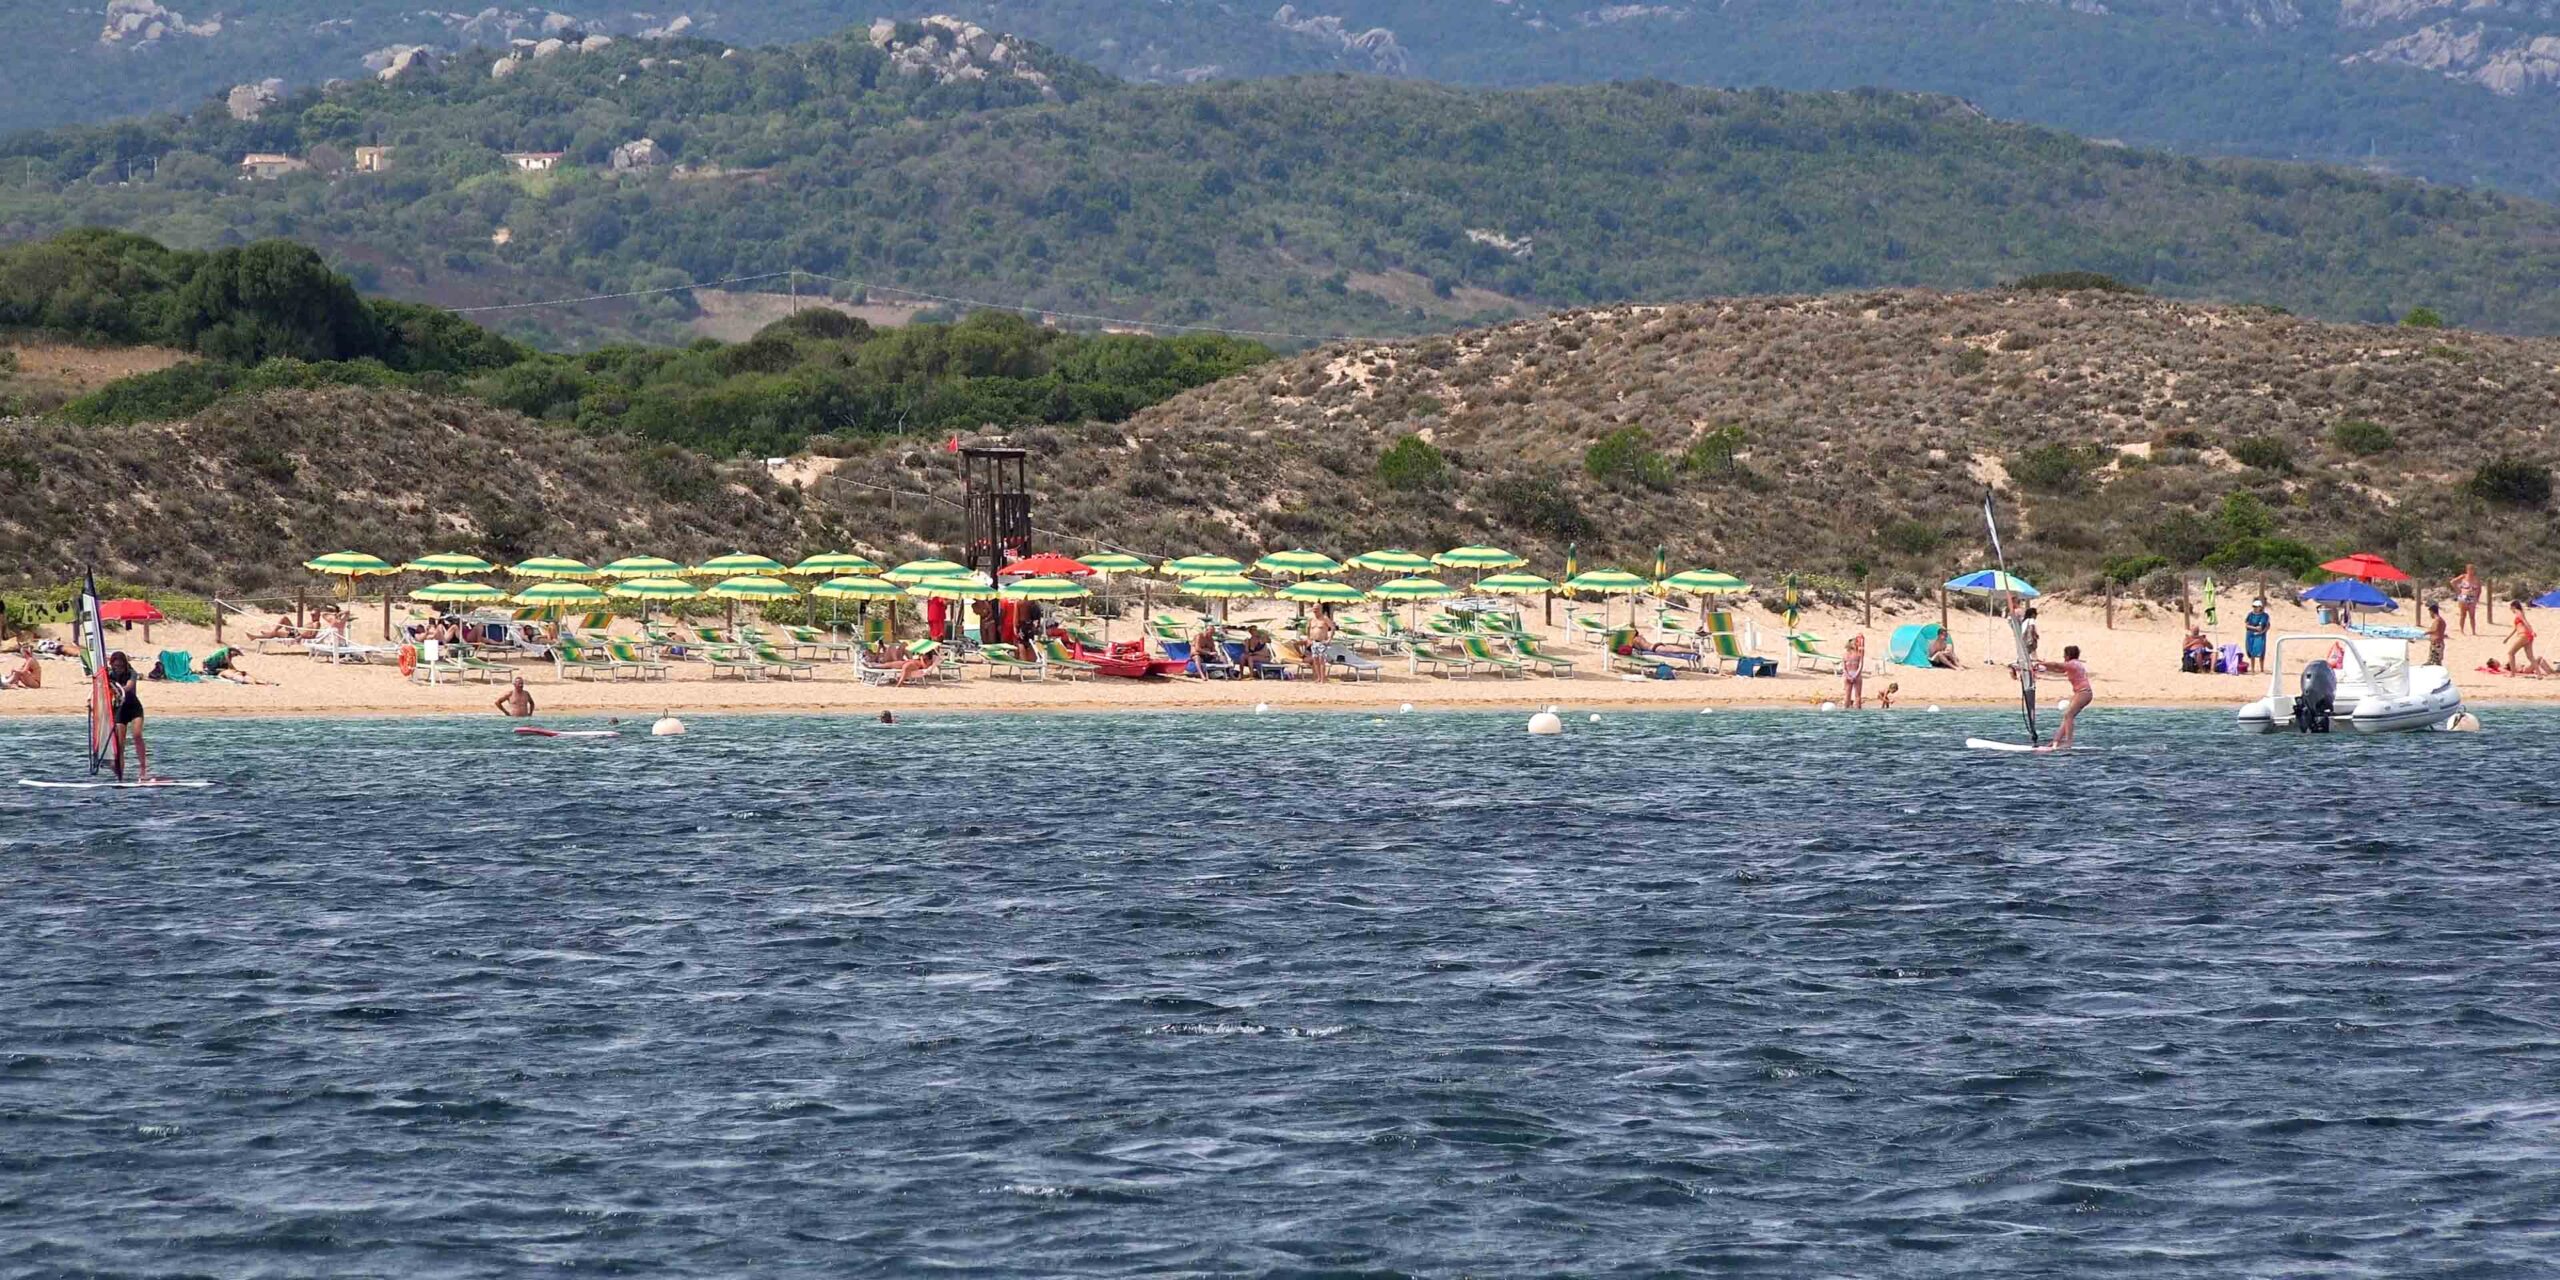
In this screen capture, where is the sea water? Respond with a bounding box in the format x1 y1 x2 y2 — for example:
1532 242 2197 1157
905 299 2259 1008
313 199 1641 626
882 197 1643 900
2 709 2555 1276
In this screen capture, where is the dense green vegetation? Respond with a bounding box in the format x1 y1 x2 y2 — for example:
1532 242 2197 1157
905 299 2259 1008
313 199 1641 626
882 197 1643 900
3 230 1269 457
10 0 2560 204
7 27 2560 346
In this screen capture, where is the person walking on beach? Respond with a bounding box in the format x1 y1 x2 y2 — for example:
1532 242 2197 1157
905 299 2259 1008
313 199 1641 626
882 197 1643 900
1841 634 1866 709
2425 602 2448 669
2244 598 2271 674
2030 645 2094 751
105 651 149 781
2450 565 2483 636
495 675 537 717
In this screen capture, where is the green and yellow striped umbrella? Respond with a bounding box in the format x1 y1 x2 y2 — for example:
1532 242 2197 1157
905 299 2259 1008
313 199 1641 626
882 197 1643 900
884 558 971 584
1348 549 1436 575
1177 573 1266 599
998 576 1092 602
1254 549 1346 578
705 575 799 601
510 556 597 580
1368 576 1457 601
813 576 904 600
1280 579 1367 604
904 574 998 601
1562 569 1653 596
1163 554 1248 578
1078 552 1153 576
304 551 397 578
694 552 787 577
400 552 496 575
1433 545 1526 572
790 552 882 577
411 580 505 603
1474 573 1559 596
607 577 701 601
513 581 605 607
598 555 686 579
1665 568 1750 595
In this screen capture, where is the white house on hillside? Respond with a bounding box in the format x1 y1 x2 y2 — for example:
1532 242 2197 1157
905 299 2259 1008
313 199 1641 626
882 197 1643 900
502 151 565 172
238 152 308 180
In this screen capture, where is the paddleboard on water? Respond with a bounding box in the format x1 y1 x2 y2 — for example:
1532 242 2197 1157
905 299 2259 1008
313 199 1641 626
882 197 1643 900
513 727 620 739
20 778 212 789
1964 739 2049 754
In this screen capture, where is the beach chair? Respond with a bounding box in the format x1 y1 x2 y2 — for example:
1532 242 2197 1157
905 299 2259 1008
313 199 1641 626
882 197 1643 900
607 640 669 680
1458 635 1528 678
1512 635 1579 677
690 626 731 649
905 639 963 684
1569 614 1616 648
1036 639 1098 681
860 615 893 648
154 651 204 683
982 643 1042 681
708 650 766 680
1061 625 1108 650
1314 641 1383 682
750 644 818 680
1787 633 1844 673
554 636 617 680
1410 644 1470 677
1706 630 1749 674
786 626 856 661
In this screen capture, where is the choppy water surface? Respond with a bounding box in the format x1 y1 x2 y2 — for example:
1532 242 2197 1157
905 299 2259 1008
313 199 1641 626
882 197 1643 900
4 708 2558 1276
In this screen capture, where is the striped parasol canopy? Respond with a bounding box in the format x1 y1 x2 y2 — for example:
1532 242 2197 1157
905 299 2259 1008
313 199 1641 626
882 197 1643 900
1562 569 1653 596
400 553 496 575
904 574 999 601
998 576 1092 602
304 551 397 577
513 581 605 607
1162 554 1248 578
1177 573 1266 599
1348 549 1436 574
607 577 701 601
813 576 905 600
790 552 883 577
1368 576 1457 601
1254 549 1347 578
1279 579 1367 604
1665 568 1750 594
884 558 971 584
705 575 799 601
411 580 505 603
1433 546 1527 571
1077 552 1154 575
598 555 686 579
510 556 598 579
695 552 787 577
1473 573 1559 596
1944 570 2040 599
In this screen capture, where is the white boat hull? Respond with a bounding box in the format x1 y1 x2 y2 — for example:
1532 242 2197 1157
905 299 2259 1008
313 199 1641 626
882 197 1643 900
2236 634 2465 734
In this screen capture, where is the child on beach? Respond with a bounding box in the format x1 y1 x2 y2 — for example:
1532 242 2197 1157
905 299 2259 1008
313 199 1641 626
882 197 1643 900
1877 682 1898 710
2029 645 2093 751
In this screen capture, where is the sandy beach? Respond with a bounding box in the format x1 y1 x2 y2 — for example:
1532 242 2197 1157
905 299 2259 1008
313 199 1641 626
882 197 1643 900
2 594 2544 722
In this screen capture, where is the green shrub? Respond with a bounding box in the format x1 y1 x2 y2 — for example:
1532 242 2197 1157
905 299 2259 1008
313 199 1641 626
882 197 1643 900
0 578 214 628
2101 553 2169 584
1878 519 1942 556
2400 306 2446 329
2141 511 2217 564
2330 419 2393 456
1377 434 1450 491
2230 435 2292 472
2468 458 2552 508
2009 442 2105 493
1487 474 1585 538
1682 423 1747 475
2012 271 2143 294
1950 346 1989 376
635 442 716 501
1584 426 1673 491
2216 491 2276 541
2205 536 2319 577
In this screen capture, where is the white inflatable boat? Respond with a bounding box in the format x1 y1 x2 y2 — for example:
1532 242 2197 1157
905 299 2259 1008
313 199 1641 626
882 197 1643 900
2236 634 2464 734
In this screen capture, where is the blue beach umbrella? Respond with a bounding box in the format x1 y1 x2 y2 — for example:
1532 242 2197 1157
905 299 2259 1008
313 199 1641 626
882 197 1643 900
1945 570 2040 598
2531 590 2560 609
2300 580 2395 610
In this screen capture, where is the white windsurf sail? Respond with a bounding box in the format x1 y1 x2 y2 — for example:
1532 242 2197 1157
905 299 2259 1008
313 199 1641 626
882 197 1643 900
1982 492 2039 747
81 570 113 776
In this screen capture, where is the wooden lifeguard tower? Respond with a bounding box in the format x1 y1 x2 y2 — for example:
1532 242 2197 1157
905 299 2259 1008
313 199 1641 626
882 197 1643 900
959 445 1031 580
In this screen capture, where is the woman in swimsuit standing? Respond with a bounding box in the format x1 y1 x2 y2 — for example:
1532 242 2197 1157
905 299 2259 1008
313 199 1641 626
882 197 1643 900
105 651 149 782
2031 645 2094 750
1841 634 1866 709
2450 565 2483 636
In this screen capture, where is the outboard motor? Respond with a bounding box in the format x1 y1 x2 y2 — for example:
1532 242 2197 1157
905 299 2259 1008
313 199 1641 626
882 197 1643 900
2294 660 2337 734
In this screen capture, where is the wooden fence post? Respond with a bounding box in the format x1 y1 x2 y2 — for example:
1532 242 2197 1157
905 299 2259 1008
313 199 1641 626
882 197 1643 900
2106 581 2115 630
1863 587 1873 628
1938 586 1948 632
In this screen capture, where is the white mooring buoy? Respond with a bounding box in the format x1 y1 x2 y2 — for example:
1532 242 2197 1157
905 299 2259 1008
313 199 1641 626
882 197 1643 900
1527 711 1564 736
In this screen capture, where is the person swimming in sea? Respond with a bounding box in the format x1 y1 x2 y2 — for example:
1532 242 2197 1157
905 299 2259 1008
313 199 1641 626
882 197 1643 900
105 650 150 781
2028 644 2094 751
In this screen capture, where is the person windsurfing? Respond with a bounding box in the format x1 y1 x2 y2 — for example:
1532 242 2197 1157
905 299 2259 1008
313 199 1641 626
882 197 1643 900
2030 646 2095 751
103 650 150 782
1983 491 2041 747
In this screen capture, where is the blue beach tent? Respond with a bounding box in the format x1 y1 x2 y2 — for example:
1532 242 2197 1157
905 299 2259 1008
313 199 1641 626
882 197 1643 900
2533 589 2560 609
1887 622 1944 667
2300 580 2395 610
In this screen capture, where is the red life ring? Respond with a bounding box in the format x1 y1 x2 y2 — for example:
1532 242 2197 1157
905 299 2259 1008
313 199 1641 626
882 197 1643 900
399 644 418 677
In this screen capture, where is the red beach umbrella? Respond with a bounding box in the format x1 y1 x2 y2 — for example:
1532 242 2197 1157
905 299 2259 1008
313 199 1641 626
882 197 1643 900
98 599 166 623
2319 553 2409 582
1000 553 1094 578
